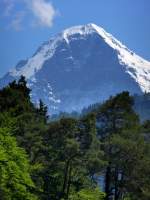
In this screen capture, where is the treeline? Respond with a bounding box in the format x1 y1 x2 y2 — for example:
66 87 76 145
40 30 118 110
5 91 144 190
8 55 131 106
0 76 150 200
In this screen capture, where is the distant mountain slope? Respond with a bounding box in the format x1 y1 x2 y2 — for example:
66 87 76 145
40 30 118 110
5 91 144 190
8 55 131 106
134 93 150 121
1 23 150 114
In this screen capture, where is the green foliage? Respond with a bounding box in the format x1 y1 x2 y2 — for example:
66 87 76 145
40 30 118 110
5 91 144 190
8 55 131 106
96 91 139 138
0 128 38 200
109 129 150 199
42 115 104 199
0 77 32 116
1 78 150 200
69 188 105 200
96 91 150 200
0 77 105 199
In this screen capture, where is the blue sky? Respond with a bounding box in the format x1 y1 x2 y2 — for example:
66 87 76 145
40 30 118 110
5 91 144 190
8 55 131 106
0 0 150 77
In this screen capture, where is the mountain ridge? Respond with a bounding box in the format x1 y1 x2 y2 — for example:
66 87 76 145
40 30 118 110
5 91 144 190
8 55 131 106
1 23 150 113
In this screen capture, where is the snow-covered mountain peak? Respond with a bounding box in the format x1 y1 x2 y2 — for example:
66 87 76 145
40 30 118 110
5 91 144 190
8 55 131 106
9 23 150 92
61 23 127 49
2 23 150 114
9 23 105 79
87 24 150 92
62 23 96 36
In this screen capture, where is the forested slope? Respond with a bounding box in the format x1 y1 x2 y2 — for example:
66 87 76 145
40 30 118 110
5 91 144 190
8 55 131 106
0 77 150 200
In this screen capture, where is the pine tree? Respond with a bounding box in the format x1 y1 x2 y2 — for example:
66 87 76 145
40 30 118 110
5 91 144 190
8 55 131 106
96 91 139 200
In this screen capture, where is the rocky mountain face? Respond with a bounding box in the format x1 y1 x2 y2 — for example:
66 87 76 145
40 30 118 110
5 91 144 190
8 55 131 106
1 23 150 114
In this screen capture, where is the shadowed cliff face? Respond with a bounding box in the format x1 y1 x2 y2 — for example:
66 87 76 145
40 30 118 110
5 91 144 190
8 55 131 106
1 24 148 114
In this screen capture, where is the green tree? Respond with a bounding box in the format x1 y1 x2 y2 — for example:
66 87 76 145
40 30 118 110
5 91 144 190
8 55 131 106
37 100 48 123
42 114 104 200
96 92 139 200
0 127 38 200
0 77 48 199
109 128 150 200
69 188 105 200
0 76 33 116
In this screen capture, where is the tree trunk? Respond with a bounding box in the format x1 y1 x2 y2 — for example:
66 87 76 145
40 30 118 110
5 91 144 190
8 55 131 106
62 160 70 199
105 163 111 200
66 164 72 200
114 167 118 200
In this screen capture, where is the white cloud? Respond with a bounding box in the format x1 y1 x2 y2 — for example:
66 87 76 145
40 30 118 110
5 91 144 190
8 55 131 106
2 0 15 16
29 0 56 27
1 0 57 30
10 11 25 31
